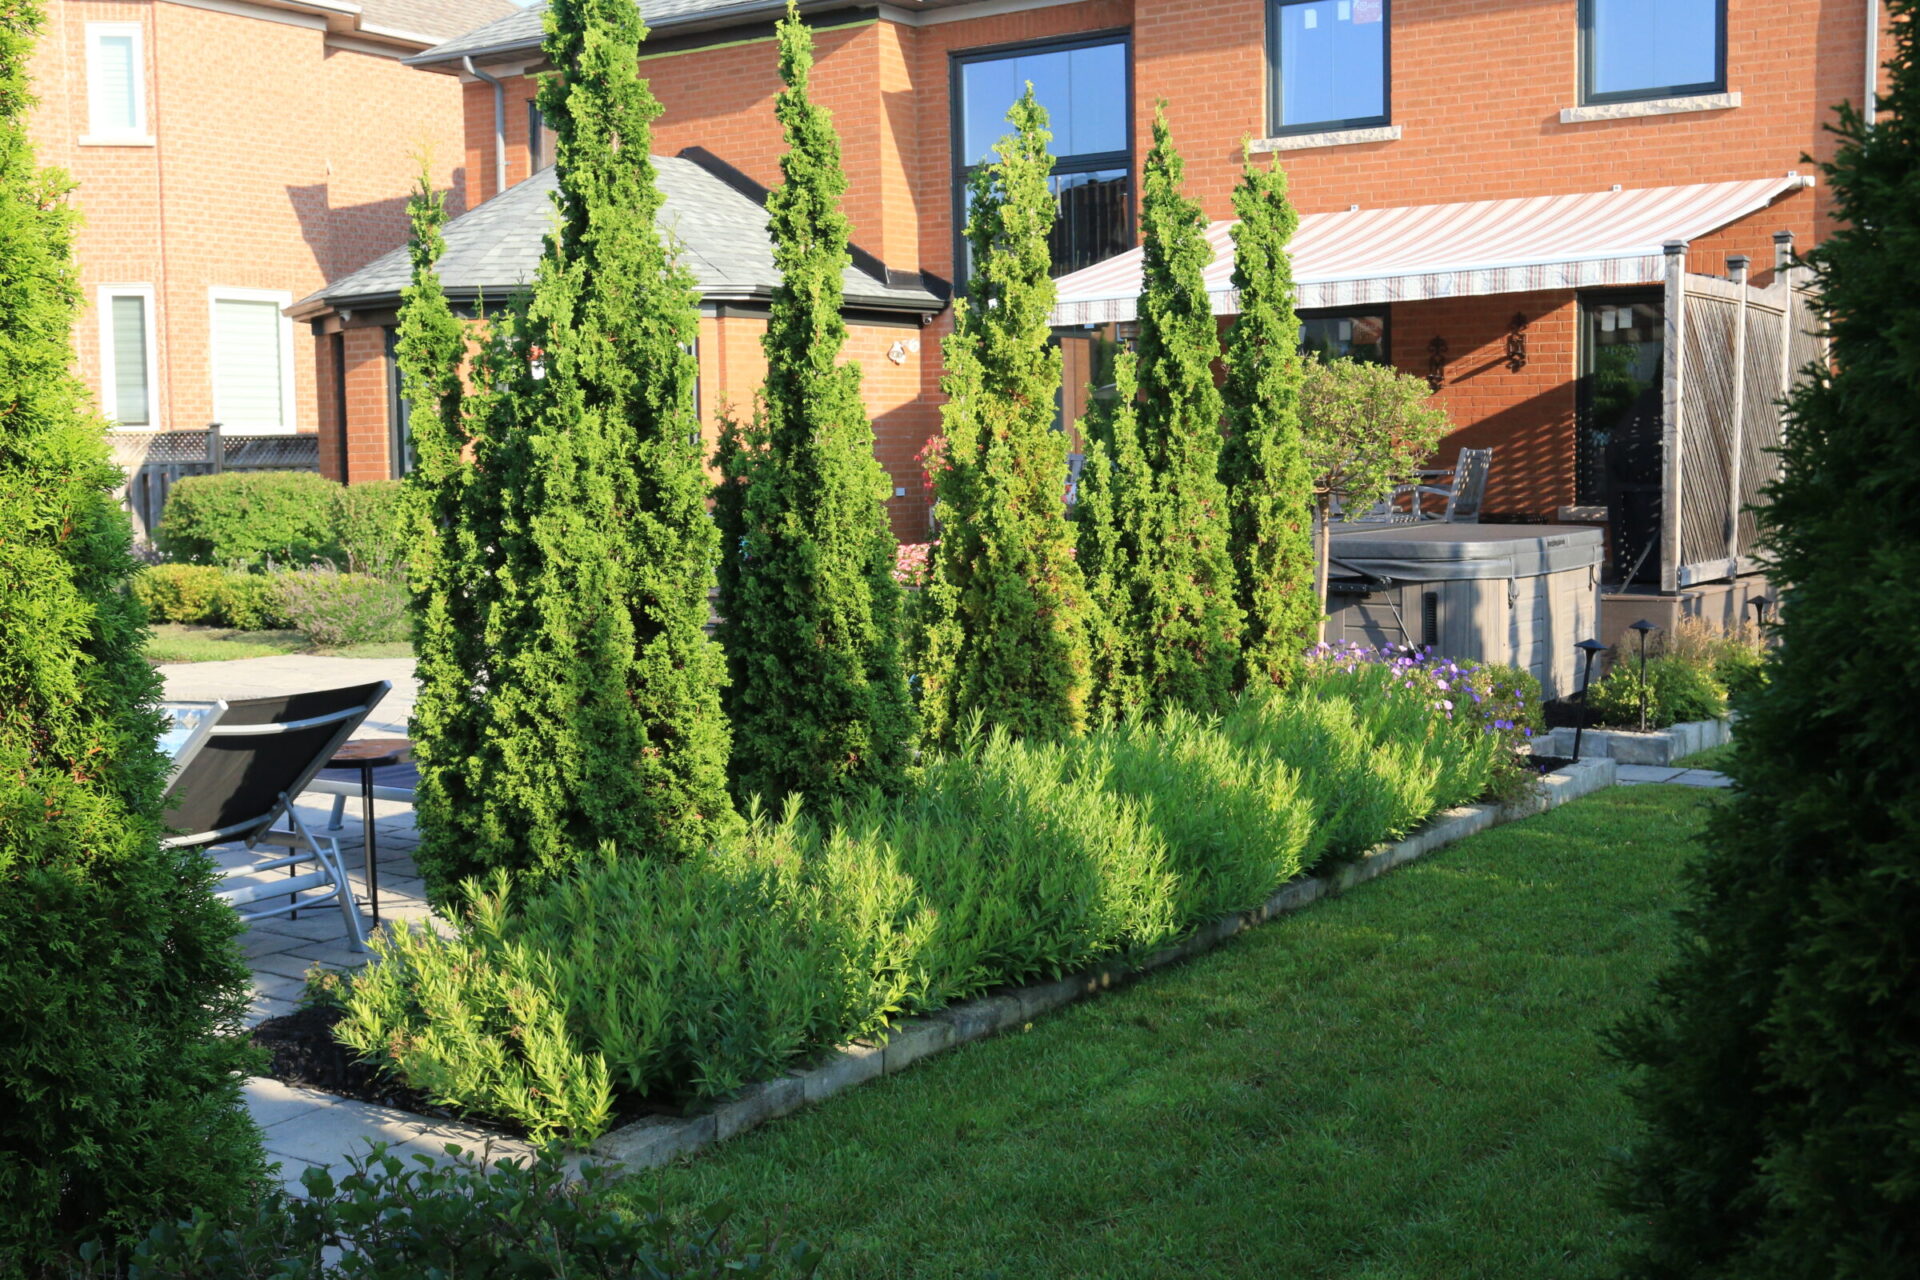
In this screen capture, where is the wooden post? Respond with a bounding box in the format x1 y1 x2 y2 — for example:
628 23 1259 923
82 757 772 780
1775 230 1799 393
1726 255 1750 567
1661 240 1688 595
208 421 224 475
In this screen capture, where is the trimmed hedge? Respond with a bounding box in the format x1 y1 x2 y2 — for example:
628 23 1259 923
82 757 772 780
131 564 293 630
335 654 1523 1142
154 470 341 568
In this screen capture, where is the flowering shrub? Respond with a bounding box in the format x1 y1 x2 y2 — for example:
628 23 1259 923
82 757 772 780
893 541 934 588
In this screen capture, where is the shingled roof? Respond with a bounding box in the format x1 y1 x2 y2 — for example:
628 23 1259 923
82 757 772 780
355 0 520 44
293 155 944 318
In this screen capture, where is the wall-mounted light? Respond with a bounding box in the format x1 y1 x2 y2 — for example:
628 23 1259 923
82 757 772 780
1426 336 1449 392
1506 312 1529 372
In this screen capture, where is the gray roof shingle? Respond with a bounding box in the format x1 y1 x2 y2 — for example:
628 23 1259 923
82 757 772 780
296 156 942 315
357 0 519 43
407 1 787 67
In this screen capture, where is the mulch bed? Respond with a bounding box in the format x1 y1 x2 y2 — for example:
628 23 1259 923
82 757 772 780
252 1005 443 1116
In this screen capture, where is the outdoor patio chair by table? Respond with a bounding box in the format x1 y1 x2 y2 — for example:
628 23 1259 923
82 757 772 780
159 681 390 951
1397 447 1492 523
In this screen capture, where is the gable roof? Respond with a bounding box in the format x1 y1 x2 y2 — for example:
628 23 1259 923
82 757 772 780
356 0 521 44
293 155 944 317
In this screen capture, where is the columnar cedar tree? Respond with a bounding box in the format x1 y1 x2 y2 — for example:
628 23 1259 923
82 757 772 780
1220 154 1318 687
0 2 261 1265
393 174 499 901
418 0 735 893
714 6 913 802
916 88 1093 745
1076 105 1243 719
1610 8 1920 1275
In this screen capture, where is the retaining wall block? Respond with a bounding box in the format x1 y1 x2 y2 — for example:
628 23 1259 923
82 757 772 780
713 1075 806 1143
594 1111 715 1168
800 1041 884 1104
1016 975 1083 1022
940 994 1024 1044
882 1018 954 1075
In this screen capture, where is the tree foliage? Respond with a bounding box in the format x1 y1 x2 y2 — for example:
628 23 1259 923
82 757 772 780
915 88 1092 745
1609 8 1920 1276
1220 154 1317 688
0 1 261 1265
1296 358 1448 627
713 6 913 803
1075 105 1242 719
412 0 735 896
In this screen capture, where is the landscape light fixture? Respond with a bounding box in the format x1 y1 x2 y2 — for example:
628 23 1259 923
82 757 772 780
1747 595 1774 630
1571 638 1610 762
1628 619 1658 733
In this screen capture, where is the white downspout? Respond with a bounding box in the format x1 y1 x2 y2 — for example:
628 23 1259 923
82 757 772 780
464 56 508 195
1866 0 1880 125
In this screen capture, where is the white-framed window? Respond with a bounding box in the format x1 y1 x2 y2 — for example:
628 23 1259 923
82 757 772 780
208 288 296 433
83 23 151 145
98 284 158 427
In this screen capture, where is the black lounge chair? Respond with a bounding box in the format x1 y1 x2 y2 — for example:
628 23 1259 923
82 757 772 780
160 681 390 950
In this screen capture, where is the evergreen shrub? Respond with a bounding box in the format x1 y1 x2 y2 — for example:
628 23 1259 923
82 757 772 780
1586 656 1727 730
154 470 340 568
64 1144 821 1279
131 564 231 624
214 570 293 631
332 659 1520 1141
326 480 407 576
0 0 261 1264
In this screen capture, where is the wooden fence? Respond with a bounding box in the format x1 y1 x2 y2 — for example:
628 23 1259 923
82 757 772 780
108 426 321 543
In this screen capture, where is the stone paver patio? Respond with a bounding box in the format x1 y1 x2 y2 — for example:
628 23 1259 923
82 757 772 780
1616 764 1734 787
162 657 535 1191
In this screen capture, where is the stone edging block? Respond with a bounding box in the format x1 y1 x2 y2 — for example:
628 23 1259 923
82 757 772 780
1546 716 1732 765
591 757 1619 1168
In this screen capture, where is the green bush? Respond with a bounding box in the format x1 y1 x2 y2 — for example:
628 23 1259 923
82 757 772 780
327 479 407 576
333 660 1515 1142
154 470 342 568
276 568 408 648
131 563 231 623
1587 655 1727 729
215 570 293 631
65 1143 821 1279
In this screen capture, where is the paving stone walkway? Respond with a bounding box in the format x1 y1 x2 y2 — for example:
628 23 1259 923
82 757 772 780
1616 765 1734 787
163 657 535 1193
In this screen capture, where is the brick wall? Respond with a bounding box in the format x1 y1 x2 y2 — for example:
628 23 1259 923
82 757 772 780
29 0 469 439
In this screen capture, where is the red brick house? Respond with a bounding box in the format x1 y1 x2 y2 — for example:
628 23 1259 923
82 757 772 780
28 0 513 459
303 0 1882 597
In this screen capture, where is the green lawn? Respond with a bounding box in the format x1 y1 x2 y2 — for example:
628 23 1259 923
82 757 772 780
625 785 1716 1279
1673 741 1736 771
145 624 412 664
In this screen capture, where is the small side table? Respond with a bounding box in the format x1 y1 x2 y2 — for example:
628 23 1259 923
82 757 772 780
324 738 412 924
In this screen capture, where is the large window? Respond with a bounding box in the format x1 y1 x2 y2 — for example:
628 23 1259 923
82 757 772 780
1581 0 1724 104
210 289 295 432
1268 0 1389 135
953 34 1131 280
528 99 558 173
98 285 156 426
84 22 148 143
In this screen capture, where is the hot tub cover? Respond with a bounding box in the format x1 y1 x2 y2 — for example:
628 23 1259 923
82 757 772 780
1328 523 1604 581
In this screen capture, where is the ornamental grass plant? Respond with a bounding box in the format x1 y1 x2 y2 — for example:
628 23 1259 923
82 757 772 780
333 655 1529 1142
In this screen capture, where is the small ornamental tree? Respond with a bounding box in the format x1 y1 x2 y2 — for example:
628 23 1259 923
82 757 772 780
417 0 735 894
1220 153 1317 688
916 88 1093 746
1076 104 1242 718
0 1 261 1266
1296 357 1448 634
714 6 913 803
1609 7 1920 1276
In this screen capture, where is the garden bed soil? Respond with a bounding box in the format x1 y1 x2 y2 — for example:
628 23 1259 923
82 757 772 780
1541 696 1648 733
1523 754 1576 773
251 1005 684 1141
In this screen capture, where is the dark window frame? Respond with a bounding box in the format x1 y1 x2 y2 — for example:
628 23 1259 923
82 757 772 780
1298 304 1392 364
1578 0 1726 106
1266 0 1392 137
949 29 1134 289
383 326 413 480
1574 287 1665 506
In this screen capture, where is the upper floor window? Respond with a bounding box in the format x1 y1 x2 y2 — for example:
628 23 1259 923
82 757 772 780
1581 0 1724 104
528 99 558 173
99 285 156 427
953 34 1131 279
210 289 295 433
1268 0 1389 135
85 23 148 143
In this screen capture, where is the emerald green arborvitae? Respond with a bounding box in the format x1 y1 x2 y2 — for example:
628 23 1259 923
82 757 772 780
713 6 913 803
394 174 497 900
1609 11 1920 1276
916 88 1092 746
1076 105 1242 720
1220 155 1317 688
0 1 261 1265
416 0 734 895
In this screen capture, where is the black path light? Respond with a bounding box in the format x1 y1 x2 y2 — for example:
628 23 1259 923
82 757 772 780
1572 637 1610 761
1747 594 1775 631
1628 619 1659 733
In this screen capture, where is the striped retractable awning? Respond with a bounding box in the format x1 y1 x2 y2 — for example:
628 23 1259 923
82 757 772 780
1050 175 1812 326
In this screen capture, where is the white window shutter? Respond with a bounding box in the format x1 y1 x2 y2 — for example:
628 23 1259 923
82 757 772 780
213 299 285 428
89 33 138 135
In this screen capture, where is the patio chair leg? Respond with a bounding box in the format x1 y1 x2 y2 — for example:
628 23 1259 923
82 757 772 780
328 793 347 832
322 837 369 952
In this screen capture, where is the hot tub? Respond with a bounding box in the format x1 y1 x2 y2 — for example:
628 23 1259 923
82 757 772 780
1325 523 1605 700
